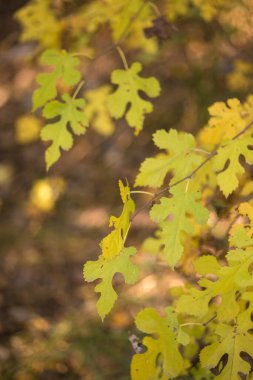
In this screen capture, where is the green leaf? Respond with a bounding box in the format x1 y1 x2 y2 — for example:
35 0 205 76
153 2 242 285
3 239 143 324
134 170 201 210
108 62 160 135
83 247 139 320
135 129 202 188
229 225 253 249
213 136 253 197
229 202 253 248
33 49 81 110
150 187 209 268
100 180 135 260
41 93 88 170
200 311 253 379
131 307 188 380
176 248 253 321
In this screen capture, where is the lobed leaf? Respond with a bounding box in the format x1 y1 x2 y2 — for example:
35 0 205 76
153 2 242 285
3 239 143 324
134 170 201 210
200 310 253 379
176 248 253 321
131 306 189 380
33 49 81 110
15 0 61 49
135 128 202 188
41 93 88 170
83 247 139 320
229 203 253 248
108 62 160 135
150 187 209 268
198 98 245 149
213 136 253 197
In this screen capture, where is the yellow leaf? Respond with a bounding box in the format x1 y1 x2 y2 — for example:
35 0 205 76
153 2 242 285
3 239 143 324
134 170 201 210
15 115 41 144
85 85 114 136
15 0 62 48
198 98 245 149
100 180 135 260
29 177 65 212
213 136 253 197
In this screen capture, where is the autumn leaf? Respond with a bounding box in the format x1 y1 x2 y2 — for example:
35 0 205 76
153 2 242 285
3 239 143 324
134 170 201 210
100 180 135 260
85 85 115 136
33 49 81 110
213 136 253 197
41 93 88 170
108 62 160 134
135 129 202 188
83 247 139 320
131 307 189 380
150 187 209 267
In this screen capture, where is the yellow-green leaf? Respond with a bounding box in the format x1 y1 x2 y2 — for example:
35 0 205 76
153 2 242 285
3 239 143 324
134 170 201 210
83 247 139 320
135 129 202 188
41 93 88 170
131 307 188 380
200 311 253 380
33 49 81 110
108 62 160 135
198 98 245 150
176 248 253 321
85 85 114 136
100 180 135 260
213 136 253 197
150 187 209 268
15 0 62 49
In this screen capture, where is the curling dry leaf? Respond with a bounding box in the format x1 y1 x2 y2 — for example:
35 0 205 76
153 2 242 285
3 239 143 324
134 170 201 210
100 180 135 260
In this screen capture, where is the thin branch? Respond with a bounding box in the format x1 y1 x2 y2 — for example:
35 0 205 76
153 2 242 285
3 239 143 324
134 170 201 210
130 190 154 196
72 81 85 99
116 47 129 71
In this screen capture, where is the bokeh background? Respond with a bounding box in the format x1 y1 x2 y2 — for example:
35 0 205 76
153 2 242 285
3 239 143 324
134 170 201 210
1 0 253 379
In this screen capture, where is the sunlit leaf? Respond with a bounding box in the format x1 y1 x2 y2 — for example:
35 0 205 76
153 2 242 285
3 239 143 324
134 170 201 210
41 93 88 170
150 187 209 267
33 49 81 110
200 310 253 379
108 62 160 135
83 246 139 320
135 129 202 188
213 136 253 197
176 247 253 321
100 180 135 260
131 307 189 380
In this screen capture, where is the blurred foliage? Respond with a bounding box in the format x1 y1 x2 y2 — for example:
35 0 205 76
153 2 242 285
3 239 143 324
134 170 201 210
1 0 253 379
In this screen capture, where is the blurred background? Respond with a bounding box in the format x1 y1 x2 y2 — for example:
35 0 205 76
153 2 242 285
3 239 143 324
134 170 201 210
1 0 253 379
